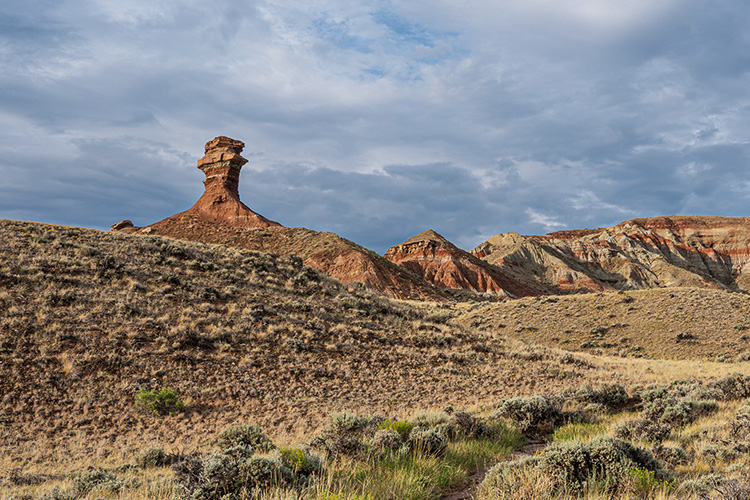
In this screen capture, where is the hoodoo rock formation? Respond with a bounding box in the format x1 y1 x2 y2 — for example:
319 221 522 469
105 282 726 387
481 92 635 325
384 229 553 297
471 216 750 294
169 136 280 228
113 136 446 301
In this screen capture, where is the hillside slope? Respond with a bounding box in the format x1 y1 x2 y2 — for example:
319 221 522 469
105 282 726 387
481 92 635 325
0 219 601 470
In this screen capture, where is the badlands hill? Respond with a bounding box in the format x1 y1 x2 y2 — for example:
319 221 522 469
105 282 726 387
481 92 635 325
112 137 750 301
388 216 750 297
113 137 446 302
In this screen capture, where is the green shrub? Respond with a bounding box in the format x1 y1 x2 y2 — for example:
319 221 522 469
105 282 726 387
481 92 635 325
495 395 563 435
627 466 676 496
69 468 134 495
273 447 322 478
377 418 413 437
217 423 276 453
134 387 186 416
310 412 381 458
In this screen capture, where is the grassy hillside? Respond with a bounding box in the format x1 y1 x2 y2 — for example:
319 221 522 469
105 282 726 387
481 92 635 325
453 288 750 361
2 219 750 499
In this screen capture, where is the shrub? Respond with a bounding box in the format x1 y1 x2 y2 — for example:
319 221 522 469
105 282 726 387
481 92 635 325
408 428 449 457
481 438 668 497
613 418 671 443
370 429 403 454
447 410 495 439
377 418 413 437
642 396 718 428
495 395 563 435
708 373 750 400
273 447 322 478
135 447 175 468
173 452 293 500
540 438 667 492
69 468 133 495
134 387 186 416
652 444 689 466
310 412 380 458
574 383 630 411
217 424 276 453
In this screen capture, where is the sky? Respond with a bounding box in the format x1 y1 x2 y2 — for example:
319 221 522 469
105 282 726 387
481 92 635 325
2 0 750 253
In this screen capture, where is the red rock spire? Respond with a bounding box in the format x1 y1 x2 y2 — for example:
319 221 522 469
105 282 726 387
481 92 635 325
197 136 247 202
184 136 280 227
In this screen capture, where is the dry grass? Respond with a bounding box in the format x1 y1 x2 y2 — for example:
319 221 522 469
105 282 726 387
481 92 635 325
4 219 750 499
453 288 750 361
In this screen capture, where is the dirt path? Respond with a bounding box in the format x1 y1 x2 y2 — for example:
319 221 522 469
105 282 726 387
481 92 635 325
439 440 546 500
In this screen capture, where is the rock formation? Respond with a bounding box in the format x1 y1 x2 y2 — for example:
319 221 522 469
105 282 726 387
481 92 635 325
113 136 446 301
385 230 555 297
177 136 281 228
472 215 750 294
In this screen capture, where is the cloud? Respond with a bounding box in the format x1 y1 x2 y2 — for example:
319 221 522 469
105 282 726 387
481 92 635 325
1 0 750 253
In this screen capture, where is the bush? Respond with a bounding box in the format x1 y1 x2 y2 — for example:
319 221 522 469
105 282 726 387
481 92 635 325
613 418 671 443
273 447 322 478
69 468 133 495
574 383 630 411
481 438 668 497
708 373 750 400
495 395 563 435
447 411 495 439
370 429 403 454
134 387 185 416
310 412 381 458
135 447 175 468
217 424 276 453
408 428 449 457
641 396 718 428
173 452 293 500
377 418 414 437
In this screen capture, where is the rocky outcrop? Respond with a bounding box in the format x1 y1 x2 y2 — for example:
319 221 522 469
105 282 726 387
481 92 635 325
172 136 280 228
115 136 446 301
472 215 750 294
110 220 139 233
384 229 554 297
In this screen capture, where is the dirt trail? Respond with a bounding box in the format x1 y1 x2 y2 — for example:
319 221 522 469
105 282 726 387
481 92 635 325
439 440 545 500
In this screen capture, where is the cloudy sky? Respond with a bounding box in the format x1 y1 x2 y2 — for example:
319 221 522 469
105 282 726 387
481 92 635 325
2 1 750 253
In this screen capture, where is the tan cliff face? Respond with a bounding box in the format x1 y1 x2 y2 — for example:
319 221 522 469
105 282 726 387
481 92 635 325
384 229 554 297
472 215 750 294
111 136 446 301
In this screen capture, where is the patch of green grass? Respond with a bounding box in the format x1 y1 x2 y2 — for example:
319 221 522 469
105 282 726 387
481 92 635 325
311 422 523 500
552 422 607 442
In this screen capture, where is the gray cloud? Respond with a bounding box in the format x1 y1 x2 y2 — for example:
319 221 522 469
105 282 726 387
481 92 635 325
1 0 750 254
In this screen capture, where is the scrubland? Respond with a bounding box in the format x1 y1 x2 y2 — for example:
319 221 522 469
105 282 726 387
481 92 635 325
2 219 750 499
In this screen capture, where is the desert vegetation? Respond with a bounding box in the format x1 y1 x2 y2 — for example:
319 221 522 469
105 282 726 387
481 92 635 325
3 219 750 499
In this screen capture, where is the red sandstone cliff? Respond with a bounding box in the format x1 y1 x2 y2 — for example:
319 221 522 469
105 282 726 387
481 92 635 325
112 136 446 301
471 216 750 294
384 229 554 297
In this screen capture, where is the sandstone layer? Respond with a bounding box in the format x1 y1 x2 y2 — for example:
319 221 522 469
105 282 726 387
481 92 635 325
384 229 554 297
472 215 750 294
